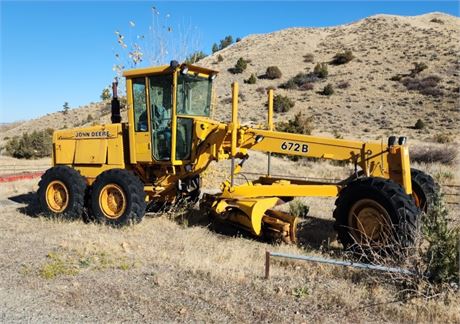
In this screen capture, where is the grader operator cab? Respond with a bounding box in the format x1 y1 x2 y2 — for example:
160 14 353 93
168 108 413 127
38 61 437 249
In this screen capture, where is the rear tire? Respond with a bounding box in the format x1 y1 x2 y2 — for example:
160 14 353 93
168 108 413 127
38 166 86 220
89 169 146 226
411 168 439 212
333 177 419 252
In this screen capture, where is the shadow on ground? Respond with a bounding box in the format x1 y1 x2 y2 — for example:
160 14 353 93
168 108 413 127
10 193 340 253
169 202 340 252
9 191 41 217
296 215 338 251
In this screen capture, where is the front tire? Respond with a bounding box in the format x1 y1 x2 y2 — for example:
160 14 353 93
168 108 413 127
38 166 87 220
89 169 146 226
333 177 419 251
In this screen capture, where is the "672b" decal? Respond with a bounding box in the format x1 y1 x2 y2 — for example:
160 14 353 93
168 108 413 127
281 141 309 153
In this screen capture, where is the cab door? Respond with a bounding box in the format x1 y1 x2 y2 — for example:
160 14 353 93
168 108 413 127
149 74 173 161
129 77 152 162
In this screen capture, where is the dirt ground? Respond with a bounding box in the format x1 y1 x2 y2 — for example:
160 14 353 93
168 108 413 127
1 152 459 323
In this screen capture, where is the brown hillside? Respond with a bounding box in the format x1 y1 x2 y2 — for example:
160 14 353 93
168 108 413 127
198 12 459 140
2 13 458 144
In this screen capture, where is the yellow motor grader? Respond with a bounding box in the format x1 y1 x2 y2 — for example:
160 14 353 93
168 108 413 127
38 61 437 249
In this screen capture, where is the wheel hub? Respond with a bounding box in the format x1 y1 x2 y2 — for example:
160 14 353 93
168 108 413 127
45 180 69 212
348 199 391 244
99 184 126 219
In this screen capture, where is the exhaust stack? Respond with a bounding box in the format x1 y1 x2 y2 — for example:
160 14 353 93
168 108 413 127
111 77 121 123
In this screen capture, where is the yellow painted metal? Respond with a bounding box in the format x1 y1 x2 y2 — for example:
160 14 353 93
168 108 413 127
182 64 219 76
74 139 108 164
267 89 274 131
53 124 124 165
99 183 127 219
54 139 75 164
222 183 341 198
45 180 69 212
73 165 122 185
231 82 239 158
214 197 280 236
400 146 412 195
171 70 178 164
134 132 153 162
123 65 171 78
52 123 126 184
126 78 137 164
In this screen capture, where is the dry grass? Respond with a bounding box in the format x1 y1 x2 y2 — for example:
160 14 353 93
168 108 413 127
1 151 459 322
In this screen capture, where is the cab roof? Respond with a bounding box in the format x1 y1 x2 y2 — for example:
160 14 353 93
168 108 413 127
123 63 219 78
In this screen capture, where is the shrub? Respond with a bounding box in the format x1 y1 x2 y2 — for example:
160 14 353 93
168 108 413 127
217 54 224 62
280 72 319 90
321 84 334 96
100 87 111 101
289 200 310 217
336 81 350 89
303 53 314 63
229 57 248 74
331 50 354 65
255 87 266 94
419 87 443 97
185 51 207 64
86 114 94 123
332 129 343 139
219 35 233 50
280 79 297 90
433 133 451 143
62 102 70 115
410 145 457 165
273 94 295 113
299 82 314 91
313 63 328 78
422 193 459 283
430 17 444 24
245 74 257 84
265 66 282 79
410 62 428 76
401 75 443 97
277 112 313 135
414 118 425 129
211 36 234 53
4 128 54 159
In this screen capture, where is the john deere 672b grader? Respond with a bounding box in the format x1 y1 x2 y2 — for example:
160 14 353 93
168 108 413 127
38 61 437 249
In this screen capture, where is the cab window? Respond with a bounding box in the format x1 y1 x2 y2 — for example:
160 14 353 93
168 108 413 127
177 74 212 117
149 75 172 160
132 78 147 132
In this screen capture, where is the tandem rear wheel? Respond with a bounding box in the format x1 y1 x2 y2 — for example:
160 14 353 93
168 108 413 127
38 166 87 220
88 169 147 226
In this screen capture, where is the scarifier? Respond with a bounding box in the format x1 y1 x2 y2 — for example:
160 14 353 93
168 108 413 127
38 61 438 249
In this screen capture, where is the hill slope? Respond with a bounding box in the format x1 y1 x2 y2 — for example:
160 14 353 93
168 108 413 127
1 13 459 142
198 12 459 140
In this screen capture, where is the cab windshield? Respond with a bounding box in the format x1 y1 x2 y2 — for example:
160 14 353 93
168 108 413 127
177 73 212 117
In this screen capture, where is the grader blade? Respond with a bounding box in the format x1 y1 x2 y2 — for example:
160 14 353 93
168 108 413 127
212 197 299 243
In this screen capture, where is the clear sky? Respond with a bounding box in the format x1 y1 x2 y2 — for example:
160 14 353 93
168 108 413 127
1 1 459 123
